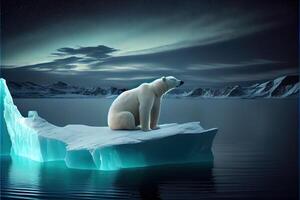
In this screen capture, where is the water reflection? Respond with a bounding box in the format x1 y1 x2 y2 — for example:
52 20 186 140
2 156 215 199
114 163 215 200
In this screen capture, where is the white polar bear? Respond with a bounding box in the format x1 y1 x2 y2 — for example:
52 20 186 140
108 76 184 131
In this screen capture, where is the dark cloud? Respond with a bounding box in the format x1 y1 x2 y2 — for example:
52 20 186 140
76 58 99 64
53 45 117 59
18 56 83 71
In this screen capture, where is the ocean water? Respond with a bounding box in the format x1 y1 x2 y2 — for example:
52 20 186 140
1 98 298 199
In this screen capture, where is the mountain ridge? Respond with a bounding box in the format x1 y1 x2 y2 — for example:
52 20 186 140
7 75 299 98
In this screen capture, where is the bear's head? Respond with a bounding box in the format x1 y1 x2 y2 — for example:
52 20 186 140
150 76 184 96
162 76 184 89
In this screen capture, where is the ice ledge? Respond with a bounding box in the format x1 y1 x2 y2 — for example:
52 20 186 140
0 78 218 170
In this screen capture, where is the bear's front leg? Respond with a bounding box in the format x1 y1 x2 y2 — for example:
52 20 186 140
150 98 161 130
139 95 155 132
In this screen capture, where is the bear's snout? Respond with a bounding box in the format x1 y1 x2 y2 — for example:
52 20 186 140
176 80 184 88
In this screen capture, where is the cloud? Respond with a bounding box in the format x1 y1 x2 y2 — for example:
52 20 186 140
16 56 83 71
88 63 179 72
52 45 117 59
118 11 280 56
104 76 156 81
0 65 16 69
187 59 283 71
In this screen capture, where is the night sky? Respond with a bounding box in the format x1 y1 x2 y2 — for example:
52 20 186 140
1 0 298 88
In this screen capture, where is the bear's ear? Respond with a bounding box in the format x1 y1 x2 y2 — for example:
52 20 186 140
162 76 166 82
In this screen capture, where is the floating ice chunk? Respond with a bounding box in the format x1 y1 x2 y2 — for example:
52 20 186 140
0 78 218 170
0 79 12 154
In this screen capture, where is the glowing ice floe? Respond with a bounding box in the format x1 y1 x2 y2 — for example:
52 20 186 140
0 78 218 170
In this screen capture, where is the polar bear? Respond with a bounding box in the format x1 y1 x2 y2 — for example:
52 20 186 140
108 76 184 131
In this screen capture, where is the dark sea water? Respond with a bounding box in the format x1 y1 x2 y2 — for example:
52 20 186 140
1 98 298 199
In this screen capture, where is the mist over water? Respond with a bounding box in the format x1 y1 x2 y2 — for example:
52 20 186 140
1 98 298 199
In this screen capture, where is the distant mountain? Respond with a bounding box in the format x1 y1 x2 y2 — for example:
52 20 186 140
181 75 299 98
7 75 299 98
7 81 127 98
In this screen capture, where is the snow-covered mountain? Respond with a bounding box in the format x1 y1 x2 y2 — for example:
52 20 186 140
7 75 299 98
8 81 127 98
182 75 299 98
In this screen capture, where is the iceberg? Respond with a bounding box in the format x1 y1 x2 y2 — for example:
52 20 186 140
0 78 218 170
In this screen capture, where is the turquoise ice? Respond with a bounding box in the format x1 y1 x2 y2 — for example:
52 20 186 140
0 78 218 170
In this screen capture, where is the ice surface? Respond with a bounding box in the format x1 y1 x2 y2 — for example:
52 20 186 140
1 78 217 170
